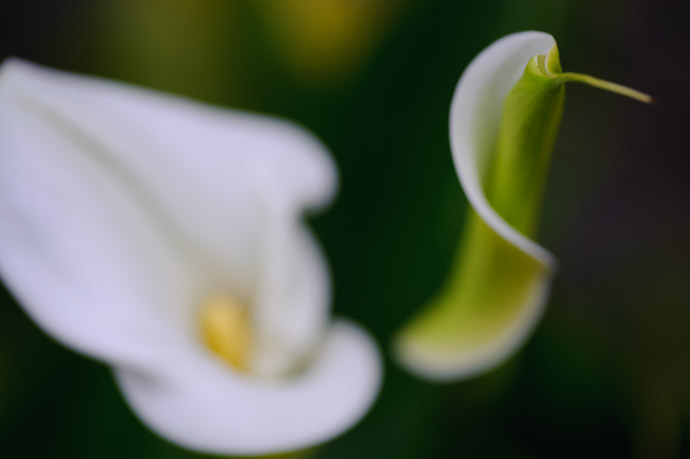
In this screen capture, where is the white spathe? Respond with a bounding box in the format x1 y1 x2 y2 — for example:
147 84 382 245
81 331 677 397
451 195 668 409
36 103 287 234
0 59 381 455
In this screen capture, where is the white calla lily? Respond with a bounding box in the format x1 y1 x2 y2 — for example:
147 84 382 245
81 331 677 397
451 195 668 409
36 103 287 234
0 59 381 455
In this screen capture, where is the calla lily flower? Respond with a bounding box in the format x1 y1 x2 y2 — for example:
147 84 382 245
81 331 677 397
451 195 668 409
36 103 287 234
394 31 652 381
0 59 381 455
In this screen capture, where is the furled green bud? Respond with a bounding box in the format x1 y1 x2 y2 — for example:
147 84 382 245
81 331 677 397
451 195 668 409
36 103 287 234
394 32 652 382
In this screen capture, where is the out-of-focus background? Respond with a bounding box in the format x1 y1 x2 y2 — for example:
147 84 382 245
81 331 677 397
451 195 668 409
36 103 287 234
1 1 689 458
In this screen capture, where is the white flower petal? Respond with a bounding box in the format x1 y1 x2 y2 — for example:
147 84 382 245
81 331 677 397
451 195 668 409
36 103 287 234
0 59 381 454
0 58 336 364
0 83 189 366
116 319 381 455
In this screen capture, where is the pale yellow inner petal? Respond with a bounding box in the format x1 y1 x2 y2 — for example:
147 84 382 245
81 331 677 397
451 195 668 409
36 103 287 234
199 293 253 372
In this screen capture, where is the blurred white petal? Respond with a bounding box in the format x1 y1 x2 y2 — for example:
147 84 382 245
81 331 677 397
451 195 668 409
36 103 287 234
0 59 381 455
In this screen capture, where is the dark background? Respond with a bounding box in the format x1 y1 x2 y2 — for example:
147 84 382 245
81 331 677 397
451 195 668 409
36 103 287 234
1 0 689 458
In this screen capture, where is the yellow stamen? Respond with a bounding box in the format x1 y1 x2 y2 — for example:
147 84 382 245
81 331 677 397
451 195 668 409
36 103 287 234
199 293 253 372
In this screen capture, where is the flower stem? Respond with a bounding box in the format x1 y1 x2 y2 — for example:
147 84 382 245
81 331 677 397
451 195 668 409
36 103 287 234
559 72 656 104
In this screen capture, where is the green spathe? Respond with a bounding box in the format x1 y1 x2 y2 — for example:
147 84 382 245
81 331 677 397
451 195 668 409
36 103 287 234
489 44 651 237
394 33 652 382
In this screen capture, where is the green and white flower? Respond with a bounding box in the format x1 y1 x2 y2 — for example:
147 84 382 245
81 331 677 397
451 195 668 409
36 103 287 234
394 31 652 382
